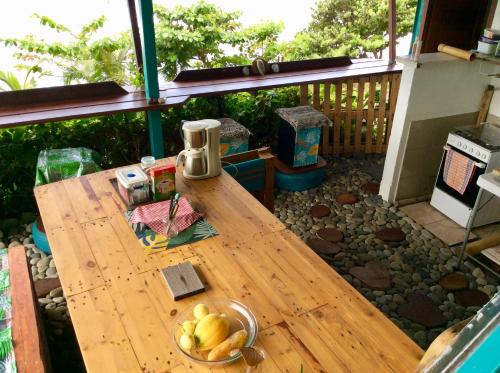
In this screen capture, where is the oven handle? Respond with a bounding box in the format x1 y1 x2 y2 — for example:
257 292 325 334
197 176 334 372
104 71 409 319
443 145 486 169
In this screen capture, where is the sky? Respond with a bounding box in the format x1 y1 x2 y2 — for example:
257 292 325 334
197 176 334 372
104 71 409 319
0 0 411 87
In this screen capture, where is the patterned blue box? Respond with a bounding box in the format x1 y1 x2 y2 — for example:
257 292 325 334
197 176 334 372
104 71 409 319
276 106 330 168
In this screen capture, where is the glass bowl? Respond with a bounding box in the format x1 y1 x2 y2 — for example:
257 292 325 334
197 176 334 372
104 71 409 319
172 299 258 367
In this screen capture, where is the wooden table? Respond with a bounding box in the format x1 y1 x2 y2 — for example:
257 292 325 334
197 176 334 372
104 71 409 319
34 158 423 372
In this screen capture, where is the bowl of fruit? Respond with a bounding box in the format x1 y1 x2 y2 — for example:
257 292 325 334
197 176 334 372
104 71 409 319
173 299 258 366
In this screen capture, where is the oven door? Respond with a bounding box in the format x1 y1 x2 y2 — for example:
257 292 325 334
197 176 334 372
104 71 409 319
434 145 487 208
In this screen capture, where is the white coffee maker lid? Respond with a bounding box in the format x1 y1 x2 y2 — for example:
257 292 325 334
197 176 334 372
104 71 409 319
182 121 208 133
200 119 221 129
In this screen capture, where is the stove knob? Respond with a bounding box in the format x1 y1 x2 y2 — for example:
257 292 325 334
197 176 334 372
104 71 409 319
462 144 467 151
482 154 487 160
457 141 462 147
475 151 481 157
469 147 474 154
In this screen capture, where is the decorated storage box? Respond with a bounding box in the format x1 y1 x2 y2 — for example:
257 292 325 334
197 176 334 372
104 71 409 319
276 106 330 168
218 118 251 156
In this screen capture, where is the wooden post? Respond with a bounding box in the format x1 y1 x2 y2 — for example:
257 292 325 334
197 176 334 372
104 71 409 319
139 0 165 158
127 0 144 74
388 0 397 64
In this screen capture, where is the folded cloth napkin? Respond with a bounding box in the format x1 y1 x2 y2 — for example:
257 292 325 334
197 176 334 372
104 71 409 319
129 197 203 234
443 149 476 195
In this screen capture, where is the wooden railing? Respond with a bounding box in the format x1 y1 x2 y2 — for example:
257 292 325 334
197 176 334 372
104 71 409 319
300 72 401 155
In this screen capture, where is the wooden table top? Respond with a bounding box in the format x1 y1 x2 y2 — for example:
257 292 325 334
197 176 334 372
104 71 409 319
34 158 423 372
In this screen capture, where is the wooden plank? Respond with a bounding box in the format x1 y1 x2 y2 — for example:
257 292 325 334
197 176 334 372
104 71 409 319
312 83 321 109
162 64 402 101
259 325 318 372
0 95 190 129
46 221 104 296
193 237 283 329
163 60 400 93
375 74 389 153
322 82 331 155
81 218 138 284
343 78 354 154
300 84 308 105
365 75 377 153
227 234 326 315
62 176 107 223
9 246 48 373
354 78 366 152
67 287 142 373
386 73 401 142
34 181 78 232
105 272 183 371
333 81 343 154
388 0 397 63
305 304 419 372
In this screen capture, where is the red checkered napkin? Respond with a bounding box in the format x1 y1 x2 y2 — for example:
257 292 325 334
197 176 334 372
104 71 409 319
130 197 202 234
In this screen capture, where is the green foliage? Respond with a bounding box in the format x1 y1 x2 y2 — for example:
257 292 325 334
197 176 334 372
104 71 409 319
0 87 298 218
1 14 141 86
292 0 417 59
0 113 148 218
236 21 284 62
154 1 283 79
0 69 37 91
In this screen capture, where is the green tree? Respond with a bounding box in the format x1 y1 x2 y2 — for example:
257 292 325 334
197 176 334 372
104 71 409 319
154 1 283 80
294 0 417 59
1 14 141 86
236 21 284 62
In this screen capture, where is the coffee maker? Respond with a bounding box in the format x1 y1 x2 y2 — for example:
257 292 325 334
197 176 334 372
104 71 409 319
176 119 222 179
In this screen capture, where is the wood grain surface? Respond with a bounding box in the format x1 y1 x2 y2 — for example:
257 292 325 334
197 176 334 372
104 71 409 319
9 246 48 373
1 60 400 129
34 158 423 372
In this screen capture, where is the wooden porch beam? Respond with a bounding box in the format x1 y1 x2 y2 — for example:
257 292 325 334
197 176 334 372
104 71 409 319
127 0 144 74
388 0 397 64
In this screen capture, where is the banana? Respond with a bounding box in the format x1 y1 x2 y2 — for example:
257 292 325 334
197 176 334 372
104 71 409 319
207 329 248 361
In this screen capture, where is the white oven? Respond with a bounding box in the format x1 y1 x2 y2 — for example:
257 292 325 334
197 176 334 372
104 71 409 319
431 124 500 228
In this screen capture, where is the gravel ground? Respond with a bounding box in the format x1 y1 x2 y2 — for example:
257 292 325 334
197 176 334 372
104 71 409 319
273 154 499 349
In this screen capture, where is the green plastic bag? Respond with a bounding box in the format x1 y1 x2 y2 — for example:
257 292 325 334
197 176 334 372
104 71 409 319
35 147 101 186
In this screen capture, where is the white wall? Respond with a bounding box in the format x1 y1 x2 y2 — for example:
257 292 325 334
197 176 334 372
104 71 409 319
380 53 495 203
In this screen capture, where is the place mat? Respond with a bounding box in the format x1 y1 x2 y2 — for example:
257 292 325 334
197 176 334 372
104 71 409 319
0 249 16 373
129 198 203 235
125 199 218 254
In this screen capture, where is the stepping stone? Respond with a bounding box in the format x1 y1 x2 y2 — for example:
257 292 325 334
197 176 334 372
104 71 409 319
316 228 343 243
375 228 405 242
309 204 331 218
455 289 489 308
439 272 468 291
34 277 61 298
360 181 380 194
349 261 391 290
397 293 447 327
306 238 341 256
336 193 358 205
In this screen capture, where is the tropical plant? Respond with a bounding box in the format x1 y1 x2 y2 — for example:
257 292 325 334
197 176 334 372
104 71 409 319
1 14 141 86
291 0 417 59
0 68 37 91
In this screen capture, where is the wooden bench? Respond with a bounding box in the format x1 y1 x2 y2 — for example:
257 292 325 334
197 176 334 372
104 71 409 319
9 246 49 373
